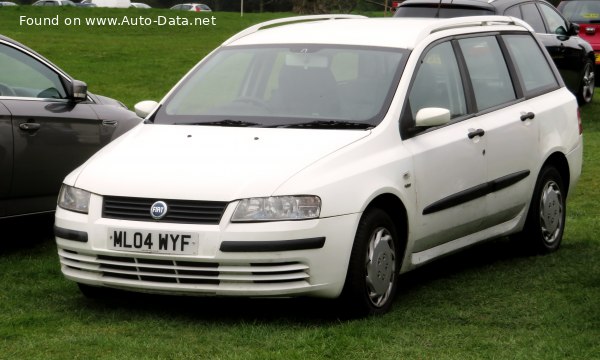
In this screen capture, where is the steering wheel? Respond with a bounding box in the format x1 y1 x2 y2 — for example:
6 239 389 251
0 83 16 97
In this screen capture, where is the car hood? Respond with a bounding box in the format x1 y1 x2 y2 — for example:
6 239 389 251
73 124 370 201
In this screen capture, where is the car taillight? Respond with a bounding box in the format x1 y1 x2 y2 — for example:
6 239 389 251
578 108 583 135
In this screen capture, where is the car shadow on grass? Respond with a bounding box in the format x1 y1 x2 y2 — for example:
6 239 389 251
0 214 54 255
71 236 537 323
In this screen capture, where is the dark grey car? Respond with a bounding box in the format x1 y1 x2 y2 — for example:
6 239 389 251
395 0 596 105
0 35 141 218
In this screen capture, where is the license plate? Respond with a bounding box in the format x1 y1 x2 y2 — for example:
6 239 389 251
108 229 199 255
596 53 600 64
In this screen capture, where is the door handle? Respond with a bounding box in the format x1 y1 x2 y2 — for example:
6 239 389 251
468 128 485 139
520 112 535 121
102 120 118 126
19 122 41 132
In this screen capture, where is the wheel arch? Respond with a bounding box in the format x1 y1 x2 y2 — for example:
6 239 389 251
541 151 570 196
363 193 409 263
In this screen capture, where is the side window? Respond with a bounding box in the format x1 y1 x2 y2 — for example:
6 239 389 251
502 34 558 95
408 41 467 122
458 36 516 111
539 3 569 35
521 3 546 33
0 43 67 99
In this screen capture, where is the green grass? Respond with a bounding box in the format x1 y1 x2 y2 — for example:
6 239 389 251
1 7 599 359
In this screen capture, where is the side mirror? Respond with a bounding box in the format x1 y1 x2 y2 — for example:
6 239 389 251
71 80 88 102
415 107 451 127
134 100 159 118
569 22 580 36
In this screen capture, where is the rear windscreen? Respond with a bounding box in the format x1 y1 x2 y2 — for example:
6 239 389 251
558 1 600 23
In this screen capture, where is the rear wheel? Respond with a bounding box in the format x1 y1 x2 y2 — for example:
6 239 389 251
341 208 399 317
519 166 566 254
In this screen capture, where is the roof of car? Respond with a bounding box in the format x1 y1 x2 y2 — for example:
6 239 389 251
225 15 533 49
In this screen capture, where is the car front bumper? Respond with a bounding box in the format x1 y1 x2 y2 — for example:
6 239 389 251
55 197 360 299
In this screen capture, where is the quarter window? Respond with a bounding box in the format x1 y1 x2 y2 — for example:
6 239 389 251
458 36 516 111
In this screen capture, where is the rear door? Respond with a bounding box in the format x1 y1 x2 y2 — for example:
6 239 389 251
456 35 541 227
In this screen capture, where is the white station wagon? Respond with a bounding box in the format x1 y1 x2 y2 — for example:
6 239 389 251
55 15 583 316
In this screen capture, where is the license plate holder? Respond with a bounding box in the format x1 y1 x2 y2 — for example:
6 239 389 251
108 229 199 255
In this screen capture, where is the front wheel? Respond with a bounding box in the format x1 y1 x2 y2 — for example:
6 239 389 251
341 208 400 317
519 166 566 254
577 59 595 106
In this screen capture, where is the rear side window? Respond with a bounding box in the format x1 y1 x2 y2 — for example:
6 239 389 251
458 36 516 111
502 34 558 95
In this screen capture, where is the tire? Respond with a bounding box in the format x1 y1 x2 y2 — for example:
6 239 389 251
341 208 400 317
519 166 566 254
577 59 595 106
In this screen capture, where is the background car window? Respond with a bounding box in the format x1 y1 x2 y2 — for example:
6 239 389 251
521 3 547 33
458 36 516 110
504 5 522 18
539 3 569 35
0 43 67 99
503 34 558 94
408 41 467 121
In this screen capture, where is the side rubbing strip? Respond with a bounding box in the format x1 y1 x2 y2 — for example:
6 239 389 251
423 170 530 215
220 237 326 252
54 226 88 243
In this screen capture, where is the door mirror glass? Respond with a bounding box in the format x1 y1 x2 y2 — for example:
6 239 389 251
71 80 87 101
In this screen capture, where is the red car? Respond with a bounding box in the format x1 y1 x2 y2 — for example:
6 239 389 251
558 0 600 81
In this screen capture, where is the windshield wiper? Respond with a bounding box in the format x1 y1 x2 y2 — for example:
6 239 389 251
274 120 375 129
175 119 261 127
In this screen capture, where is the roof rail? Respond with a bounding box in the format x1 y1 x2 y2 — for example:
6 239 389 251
222 14 367 46
429 16 532 35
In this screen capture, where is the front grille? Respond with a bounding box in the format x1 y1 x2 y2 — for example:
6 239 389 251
59 249 310 287
102 196 228 224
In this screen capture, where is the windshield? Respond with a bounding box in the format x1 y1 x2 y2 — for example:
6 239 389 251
558 0 600 23
156 45 407 128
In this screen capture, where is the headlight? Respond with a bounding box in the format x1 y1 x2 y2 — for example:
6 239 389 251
58 185 91 214
232 195 321 222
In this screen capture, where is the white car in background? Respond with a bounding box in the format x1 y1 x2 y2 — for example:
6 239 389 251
170 3 211 11
55 15 583 316
130 2 150 8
